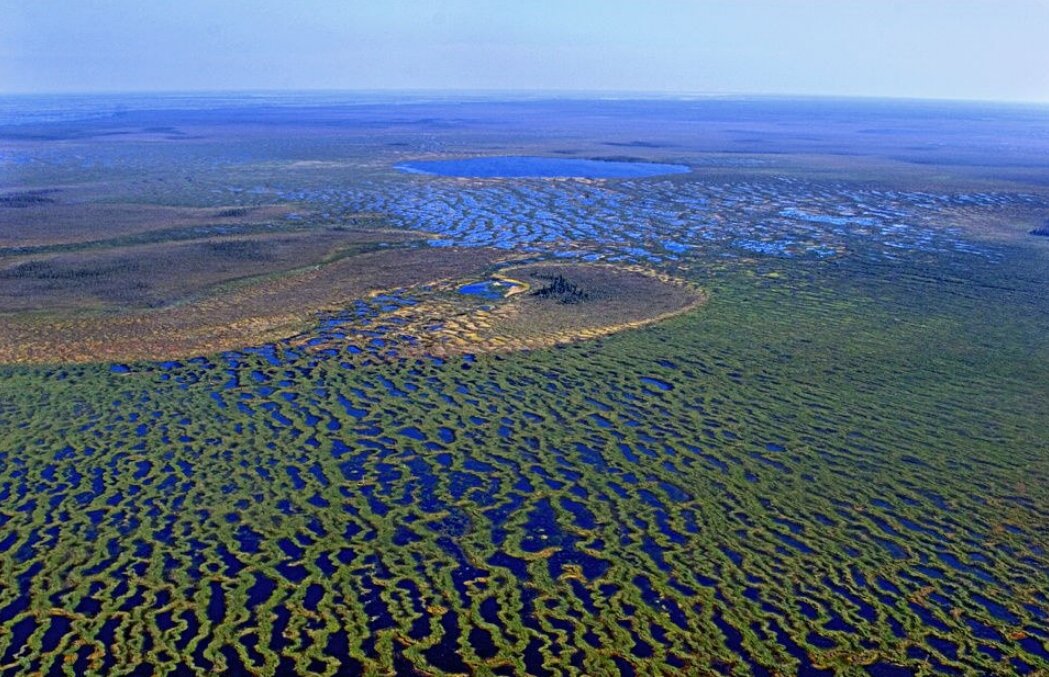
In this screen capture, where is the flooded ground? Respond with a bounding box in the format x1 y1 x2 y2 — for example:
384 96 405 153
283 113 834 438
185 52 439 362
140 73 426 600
0 94 1047 675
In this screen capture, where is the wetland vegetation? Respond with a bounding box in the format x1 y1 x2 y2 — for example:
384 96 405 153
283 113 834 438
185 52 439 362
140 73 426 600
0 94 1047 675
530 274 589 304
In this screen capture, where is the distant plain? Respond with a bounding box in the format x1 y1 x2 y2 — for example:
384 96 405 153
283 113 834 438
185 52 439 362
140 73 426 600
0 95 1047 675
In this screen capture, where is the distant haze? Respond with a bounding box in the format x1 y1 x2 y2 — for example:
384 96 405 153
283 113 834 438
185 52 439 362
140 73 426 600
2 0 1048 103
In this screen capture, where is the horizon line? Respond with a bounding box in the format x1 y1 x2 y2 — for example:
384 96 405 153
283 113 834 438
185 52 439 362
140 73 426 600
2 87 1049 109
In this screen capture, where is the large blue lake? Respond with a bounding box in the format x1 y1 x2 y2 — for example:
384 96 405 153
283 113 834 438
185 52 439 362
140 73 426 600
396 155 691 178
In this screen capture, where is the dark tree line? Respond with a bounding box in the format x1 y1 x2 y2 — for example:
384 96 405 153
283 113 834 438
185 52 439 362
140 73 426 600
531 274 590 304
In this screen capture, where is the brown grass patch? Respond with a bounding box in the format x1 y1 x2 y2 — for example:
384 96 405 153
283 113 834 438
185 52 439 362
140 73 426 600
0 229 419 313
377 263 706 357
0 246 506 364
0 201 295 248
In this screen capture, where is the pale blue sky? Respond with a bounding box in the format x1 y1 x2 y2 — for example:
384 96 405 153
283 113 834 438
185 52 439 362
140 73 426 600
2 0 1048 102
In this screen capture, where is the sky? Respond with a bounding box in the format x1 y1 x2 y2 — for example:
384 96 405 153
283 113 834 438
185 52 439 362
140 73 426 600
2 0 1048 103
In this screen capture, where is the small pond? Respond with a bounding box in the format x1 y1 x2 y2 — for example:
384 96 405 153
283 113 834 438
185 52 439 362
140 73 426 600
458 280 513 300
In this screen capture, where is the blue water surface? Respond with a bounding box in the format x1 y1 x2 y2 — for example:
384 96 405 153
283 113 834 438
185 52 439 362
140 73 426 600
458 281 507 300
396 156 690 179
